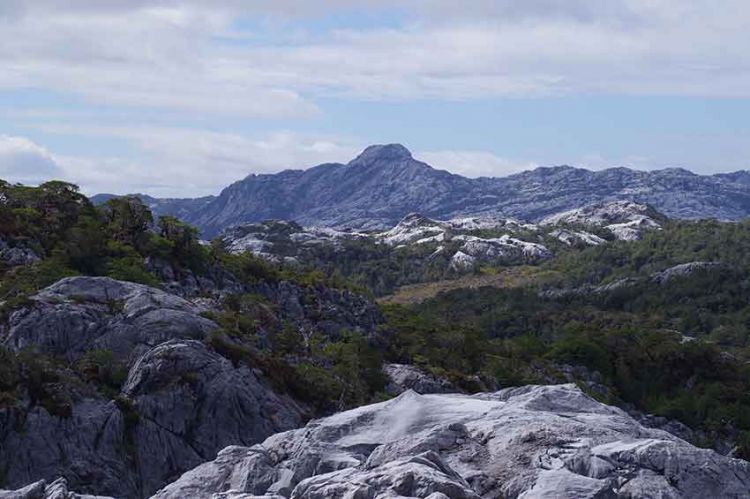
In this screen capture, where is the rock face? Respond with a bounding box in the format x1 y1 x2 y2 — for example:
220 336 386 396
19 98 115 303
220 220 367 262
541 200 663 241
122 340 306 495
543 261 730 299
0 338 306 498
222 212 555 274
0 477 113 499
3 276 217 363
0 237 40 267
549 228 607 246
154 384 750 498
0 277 313 498
651 261 725 284
96 145 750 237
383 363 456 395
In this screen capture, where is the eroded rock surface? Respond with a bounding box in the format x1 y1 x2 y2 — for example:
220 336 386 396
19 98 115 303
0 237 40 267
4 276 217 363
155 384 750 498
0 277 312 498
383 363 456 395
0 339 305 498
0 477 114 499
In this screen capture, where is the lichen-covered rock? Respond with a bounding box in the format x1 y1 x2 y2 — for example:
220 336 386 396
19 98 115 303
383 363 456 395
155 384 750 499
4 276 217 363
651 261 724 284
122 340 306 494
0 477 113 499
0 238 40 267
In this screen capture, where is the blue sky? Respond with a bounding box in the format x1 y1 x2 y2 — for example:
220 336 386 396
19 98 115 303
1 1 749 196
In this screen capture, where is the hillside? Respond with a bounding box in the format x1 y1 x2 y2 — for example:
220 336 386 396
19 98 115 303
4 180 750 497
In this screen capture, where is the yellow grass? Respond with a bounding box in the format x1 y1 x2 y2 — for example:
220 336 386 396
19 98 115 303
378 265 557 306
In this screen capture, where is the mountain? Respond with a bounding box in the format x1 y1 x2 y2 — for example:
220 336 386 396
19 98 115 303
94 144 750 238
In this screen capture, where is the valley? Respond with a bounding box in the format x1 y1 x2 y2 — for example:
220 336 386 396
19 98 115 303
2 176 750 498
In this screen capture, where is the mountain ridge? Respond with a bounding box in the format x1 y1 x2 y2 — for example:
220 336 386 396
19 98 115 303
92 144 750 237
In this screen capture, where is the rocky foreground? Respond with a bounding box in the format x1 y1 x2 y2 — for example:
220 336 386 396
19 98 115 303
4 383 750 499
7 384 743 498
150 384 750 498
2 277 750 498
0 276 379 498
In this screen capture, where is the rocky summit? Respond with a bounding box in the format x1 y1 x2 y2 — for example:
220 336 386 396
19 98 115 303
94 144 750 237
152 384 750 498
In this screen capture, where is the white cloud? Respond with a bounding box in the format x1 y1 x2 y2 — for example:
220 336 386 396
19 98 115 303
29 127 363 196
0 129 544 196
0 0 749 120
0 135 62 184
2 1 750 193
417 150 536 178
574 153 655 172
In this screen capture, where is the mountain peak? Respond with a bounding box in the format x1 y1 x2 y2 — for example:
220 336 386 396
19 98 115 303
350 144 413 164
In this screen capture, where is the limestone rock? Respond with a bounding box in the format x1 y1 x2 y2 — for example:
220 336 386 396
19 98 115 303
155 384 750 498
4 276 217 363
383 363 456 395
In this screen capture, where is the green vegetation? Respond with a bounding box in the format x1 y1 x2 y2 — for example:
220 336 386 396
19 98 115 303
0 182 210 310
4 179 750 457
378 221 750 457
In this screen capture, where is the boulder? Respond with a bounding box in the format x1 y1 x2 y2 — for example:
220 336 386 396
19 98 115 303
4 277 217 363
154 384 750 499
0 477 113 499
383 363 456 395
0 238 40 267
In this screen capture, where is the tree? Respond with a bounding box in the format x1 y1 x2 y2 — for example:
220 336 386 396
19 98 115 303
102 197 153 250
158 216 206 270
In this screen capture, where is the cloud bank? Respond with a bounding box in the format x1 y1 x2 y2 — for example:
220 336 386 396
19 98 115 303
1 1 749 194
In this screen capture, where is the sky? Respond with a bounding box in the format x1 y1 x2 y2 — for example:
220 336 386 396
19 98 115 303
1 0 750 197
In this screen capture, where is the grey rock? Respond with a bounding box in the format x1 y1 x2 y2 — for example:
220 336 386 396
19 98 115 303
291 451 480 499
40 477 113 499
651 261 724 284
0 480 46 499
4 276 217 363
0 238 40 267
383 363 457 395
221 221 368 262
221 211 554 277
0 340 305 498
250 280 383 343
0 399 134 496
455 235 552 264
123 339 306 495
154 384 750 498
0 274 312 498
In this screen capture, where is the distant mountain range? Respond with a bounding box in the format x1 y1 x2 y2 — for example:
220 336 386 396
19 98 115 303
92 144 750 237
